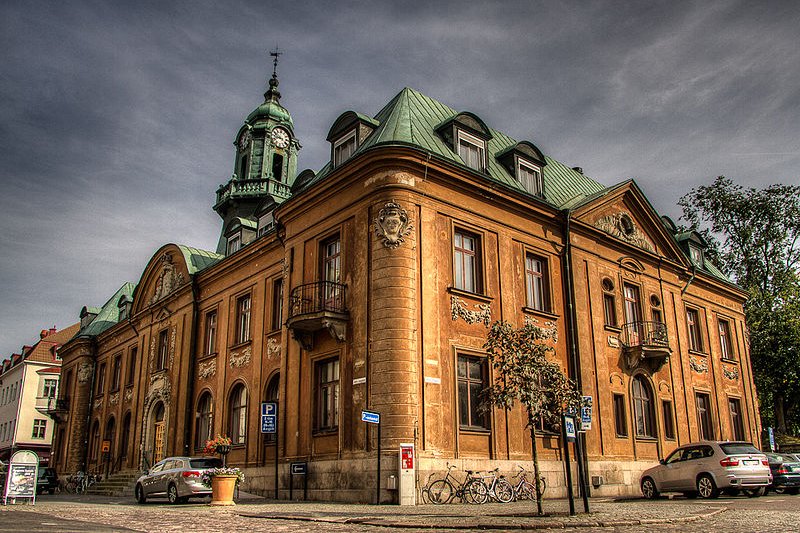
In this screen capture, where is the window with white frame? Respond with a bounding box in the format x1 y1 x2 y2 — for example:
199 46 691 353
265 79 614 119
518 160 543 196
525 253 549 311
32 419 46 439
457 130 486 172
227 233 241 255
236 294 251 344
333 130 357 167
43 379 58 399
689 244 703 265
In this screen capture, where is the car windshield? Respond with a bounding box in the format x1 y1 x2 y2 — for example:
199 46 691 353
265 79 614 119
720 443 761 455
189 458 222 469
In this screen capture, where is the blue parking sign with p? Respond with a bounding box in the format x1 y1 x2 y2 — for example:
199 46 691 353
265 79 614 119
261 401 277 434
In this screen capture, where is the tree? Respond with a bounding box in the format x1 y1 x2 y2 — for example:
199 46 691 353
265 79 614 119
482 319 581 515
679 177 800 433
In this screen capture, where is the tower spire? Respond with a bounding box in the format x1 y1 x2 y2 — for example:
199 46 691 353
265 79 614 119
264 47 283 103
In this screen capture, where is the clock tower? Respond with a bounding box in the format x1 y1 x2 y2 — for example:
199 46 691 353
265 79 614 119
213 52 300 254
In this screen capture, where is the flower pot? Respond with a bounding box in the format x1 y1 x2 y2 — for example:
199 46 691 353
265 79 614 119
216 444 231 455
209 474 238 506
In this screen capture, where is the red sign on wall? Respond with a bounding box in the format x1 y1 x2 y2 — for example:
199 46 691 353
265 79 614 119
401 445 414 470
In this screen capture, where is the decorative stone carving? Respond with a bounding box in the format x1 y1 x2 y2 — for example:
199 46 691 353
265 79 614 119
266 338 281 359
93 398 103 410
374 201 413 249
282 258 289 279
150 253 186 304
609 373 624 386
109 392 119 406
149 336 157 372
690 356 708 374
229 346 252 368
124 388 133 402
169 328 176 368
607 335 620 348
593 212 654 253
451 295 492 327
145 373 172 406
198 360 216 379
77 362 93 383
322 319 346 342
723 367 740 380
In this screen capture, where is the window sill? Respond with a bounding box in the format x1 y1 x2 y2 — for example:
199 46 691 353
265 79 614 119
198 352 218 362
459 426 491 435
109 388 120 394
635 436 658 442
522 307 559 321
151 368 168 376
614 434 629 439
604 325 622 333
312 429 339 437
721 357 738 364
448 287 492 303
688 350 707 357
229 340 251 350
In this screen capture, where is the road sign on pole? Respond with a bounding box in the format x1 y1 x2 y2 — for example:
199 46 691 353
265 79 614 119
361 410 380 424
261 401 277 433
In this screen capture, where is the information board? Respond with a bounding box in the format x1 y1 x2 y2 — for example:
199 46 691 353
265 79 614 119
5 464 36 499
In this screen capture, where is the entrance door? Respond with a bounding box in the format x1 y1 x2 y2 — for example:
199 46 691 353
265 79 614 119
153 421 165 464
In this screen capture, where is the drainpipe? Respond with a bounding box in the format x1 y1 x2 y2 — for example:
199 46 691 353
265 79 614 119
81 339 98 472
681 266 697 295
183 276 200 455
561 208 590 499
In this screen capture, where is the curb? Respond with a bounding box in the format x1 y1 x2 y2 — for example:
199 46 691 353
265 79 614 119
240 507 727 530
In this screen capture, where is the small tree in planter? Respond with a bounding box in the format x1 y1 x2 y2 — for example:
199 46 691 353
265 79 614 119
482 319 581 516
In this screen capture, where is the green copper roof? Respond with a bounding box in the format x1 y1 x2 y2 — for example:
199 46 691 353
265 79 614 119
307 87 606 208
176 244 224 274
78 282 136 338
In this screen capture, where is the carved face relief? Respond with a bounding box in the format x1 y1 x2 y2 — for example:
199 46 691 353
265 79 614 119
374 201 413 249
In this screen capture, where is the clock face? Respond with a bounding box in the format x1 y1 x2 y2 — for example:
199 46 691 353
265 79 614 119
238 131 252 152
271 127 290 149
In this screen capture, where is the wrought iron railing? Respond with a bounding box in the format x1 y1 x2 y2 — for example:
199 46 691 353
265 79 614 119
289 281 347 318
620 321 669 348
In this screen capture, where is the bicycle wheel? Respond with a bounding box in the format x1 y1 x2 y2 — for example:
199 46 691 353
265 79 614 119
494 478 514 503
518 480 536 501
465 479 488 504
427 479 454 504
537 476 547 498
65 481 77 494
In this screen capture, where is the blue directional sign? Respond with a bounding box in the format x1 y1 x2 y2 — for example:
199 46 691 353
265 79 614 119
564 415 577 442
261 401 277 434
361 410 380 424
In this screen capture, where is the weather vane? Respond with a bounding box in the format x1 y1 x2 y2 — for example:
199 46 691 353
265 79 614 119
269 46 283 78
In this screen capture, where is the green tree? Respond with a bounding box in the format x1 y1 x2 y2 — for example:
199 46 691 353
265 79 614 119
482 319 581 515
679 177 800 433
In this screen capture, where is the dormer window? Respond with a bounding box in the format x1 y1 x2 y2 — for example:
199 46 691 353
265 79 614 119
227 233 241 255
118 296 132 322
333 130 357 167
457 130 486 172
258 212 275 237
517 160 542 196
689 244 703 265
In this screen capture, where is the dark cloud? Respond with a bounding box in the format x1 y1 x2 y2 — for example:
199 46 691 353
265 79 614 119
0 0 798 355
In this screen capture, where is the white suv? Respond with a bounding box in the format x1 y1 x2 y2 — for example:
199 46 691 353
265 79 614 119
641 441 771 499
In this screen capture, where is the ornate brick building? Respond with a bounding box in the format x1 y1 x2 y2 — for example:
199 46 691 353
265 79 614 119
51 72 759 501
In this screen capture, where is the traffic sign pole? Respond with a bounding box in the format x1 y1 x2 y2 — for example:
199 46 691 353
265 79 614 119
562 414 576 516
361 410 381 505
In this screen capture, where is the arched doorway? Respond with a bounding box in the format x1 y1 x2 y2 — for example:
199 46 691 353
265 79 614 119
120 412 132 468
88 420 101 470
104 417 116 473
152 402 166 464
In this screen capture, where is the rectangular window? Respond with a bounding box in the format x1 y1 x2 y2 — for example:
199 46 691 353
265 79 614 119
602 279 617 327
613 394 628 437
32 419 47 439
62 370 73 400
96 363 107 394
111 353 122 391
457 130 485 172
696 392 714 440
454 229 482 294
729 398 745 441
43 379 58 399
314 358 340 431
271 279 284 331
518 161 542 195
227 233 241 255
333 130 356 167
662 400 675 440
236 295 251 344
457 354 489 430
156 330 169 370
719 318 735 360
525 253 548 311
126 348 137 386
687 308 703 352
204 311 218 355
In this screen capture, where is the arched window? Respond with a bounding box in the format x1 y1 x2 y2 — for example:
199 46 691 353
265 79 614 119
632 375 656 438
264 374 279 444
195 392 213 450
229 384 247 445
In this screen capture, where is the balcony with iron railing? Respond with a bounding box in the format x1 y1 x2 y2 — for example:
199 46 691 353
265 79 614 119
287 281 348 345
620 321 671 372
215 176 291 207
44 396 71 422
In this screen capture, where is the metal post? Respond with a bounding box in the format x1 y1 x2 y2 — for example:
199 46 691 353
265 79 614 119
561 414 575 516
575 433 590 513
376 420 382 505
289 470 293 501
274 438 279 500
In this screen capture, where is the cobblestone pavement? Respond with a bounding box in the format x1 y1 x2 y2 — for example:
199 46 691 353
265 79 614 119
0 492 796 532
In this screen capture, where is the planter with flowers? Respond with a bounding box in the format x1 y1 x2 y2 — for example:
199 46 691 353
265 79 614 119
203 435 232 465
202 467 245 506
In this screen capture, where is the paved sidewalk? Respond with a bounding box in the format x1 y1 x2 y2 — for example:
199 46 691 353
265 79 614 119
1 493 726 532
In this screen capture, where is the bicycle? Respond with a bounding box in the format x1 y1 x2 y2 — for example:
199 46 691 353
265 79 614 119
423 463 487 504
511 465 546 501
477 468 514 503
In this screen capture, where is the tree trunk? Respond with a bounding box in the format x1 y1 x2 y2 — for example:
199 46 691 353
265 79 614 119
529 418 543 516
776 394 787 435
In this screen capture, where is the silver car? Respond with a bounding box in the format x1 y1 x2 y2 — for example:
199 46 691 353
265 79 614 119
135 456 222 504
640 441 771 499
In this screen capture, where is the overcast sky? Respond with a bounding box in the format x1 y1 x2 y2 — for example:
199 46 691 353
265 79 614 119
1 0 798 357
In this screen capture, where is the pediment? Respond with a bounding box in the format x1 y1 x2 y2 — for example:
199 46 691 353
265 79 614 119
132 244 192 315
572 181 688 265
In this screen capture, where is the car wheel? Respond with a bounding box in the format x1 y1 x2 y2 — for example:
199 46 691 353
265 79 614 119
745 487 765 498
641 477 659 499
697 474 719 499
167 484 180 504
135 484 147 504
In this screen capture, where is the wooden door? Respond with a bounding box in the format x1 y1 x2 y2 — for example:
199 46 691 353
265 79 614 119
153 421 165 463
